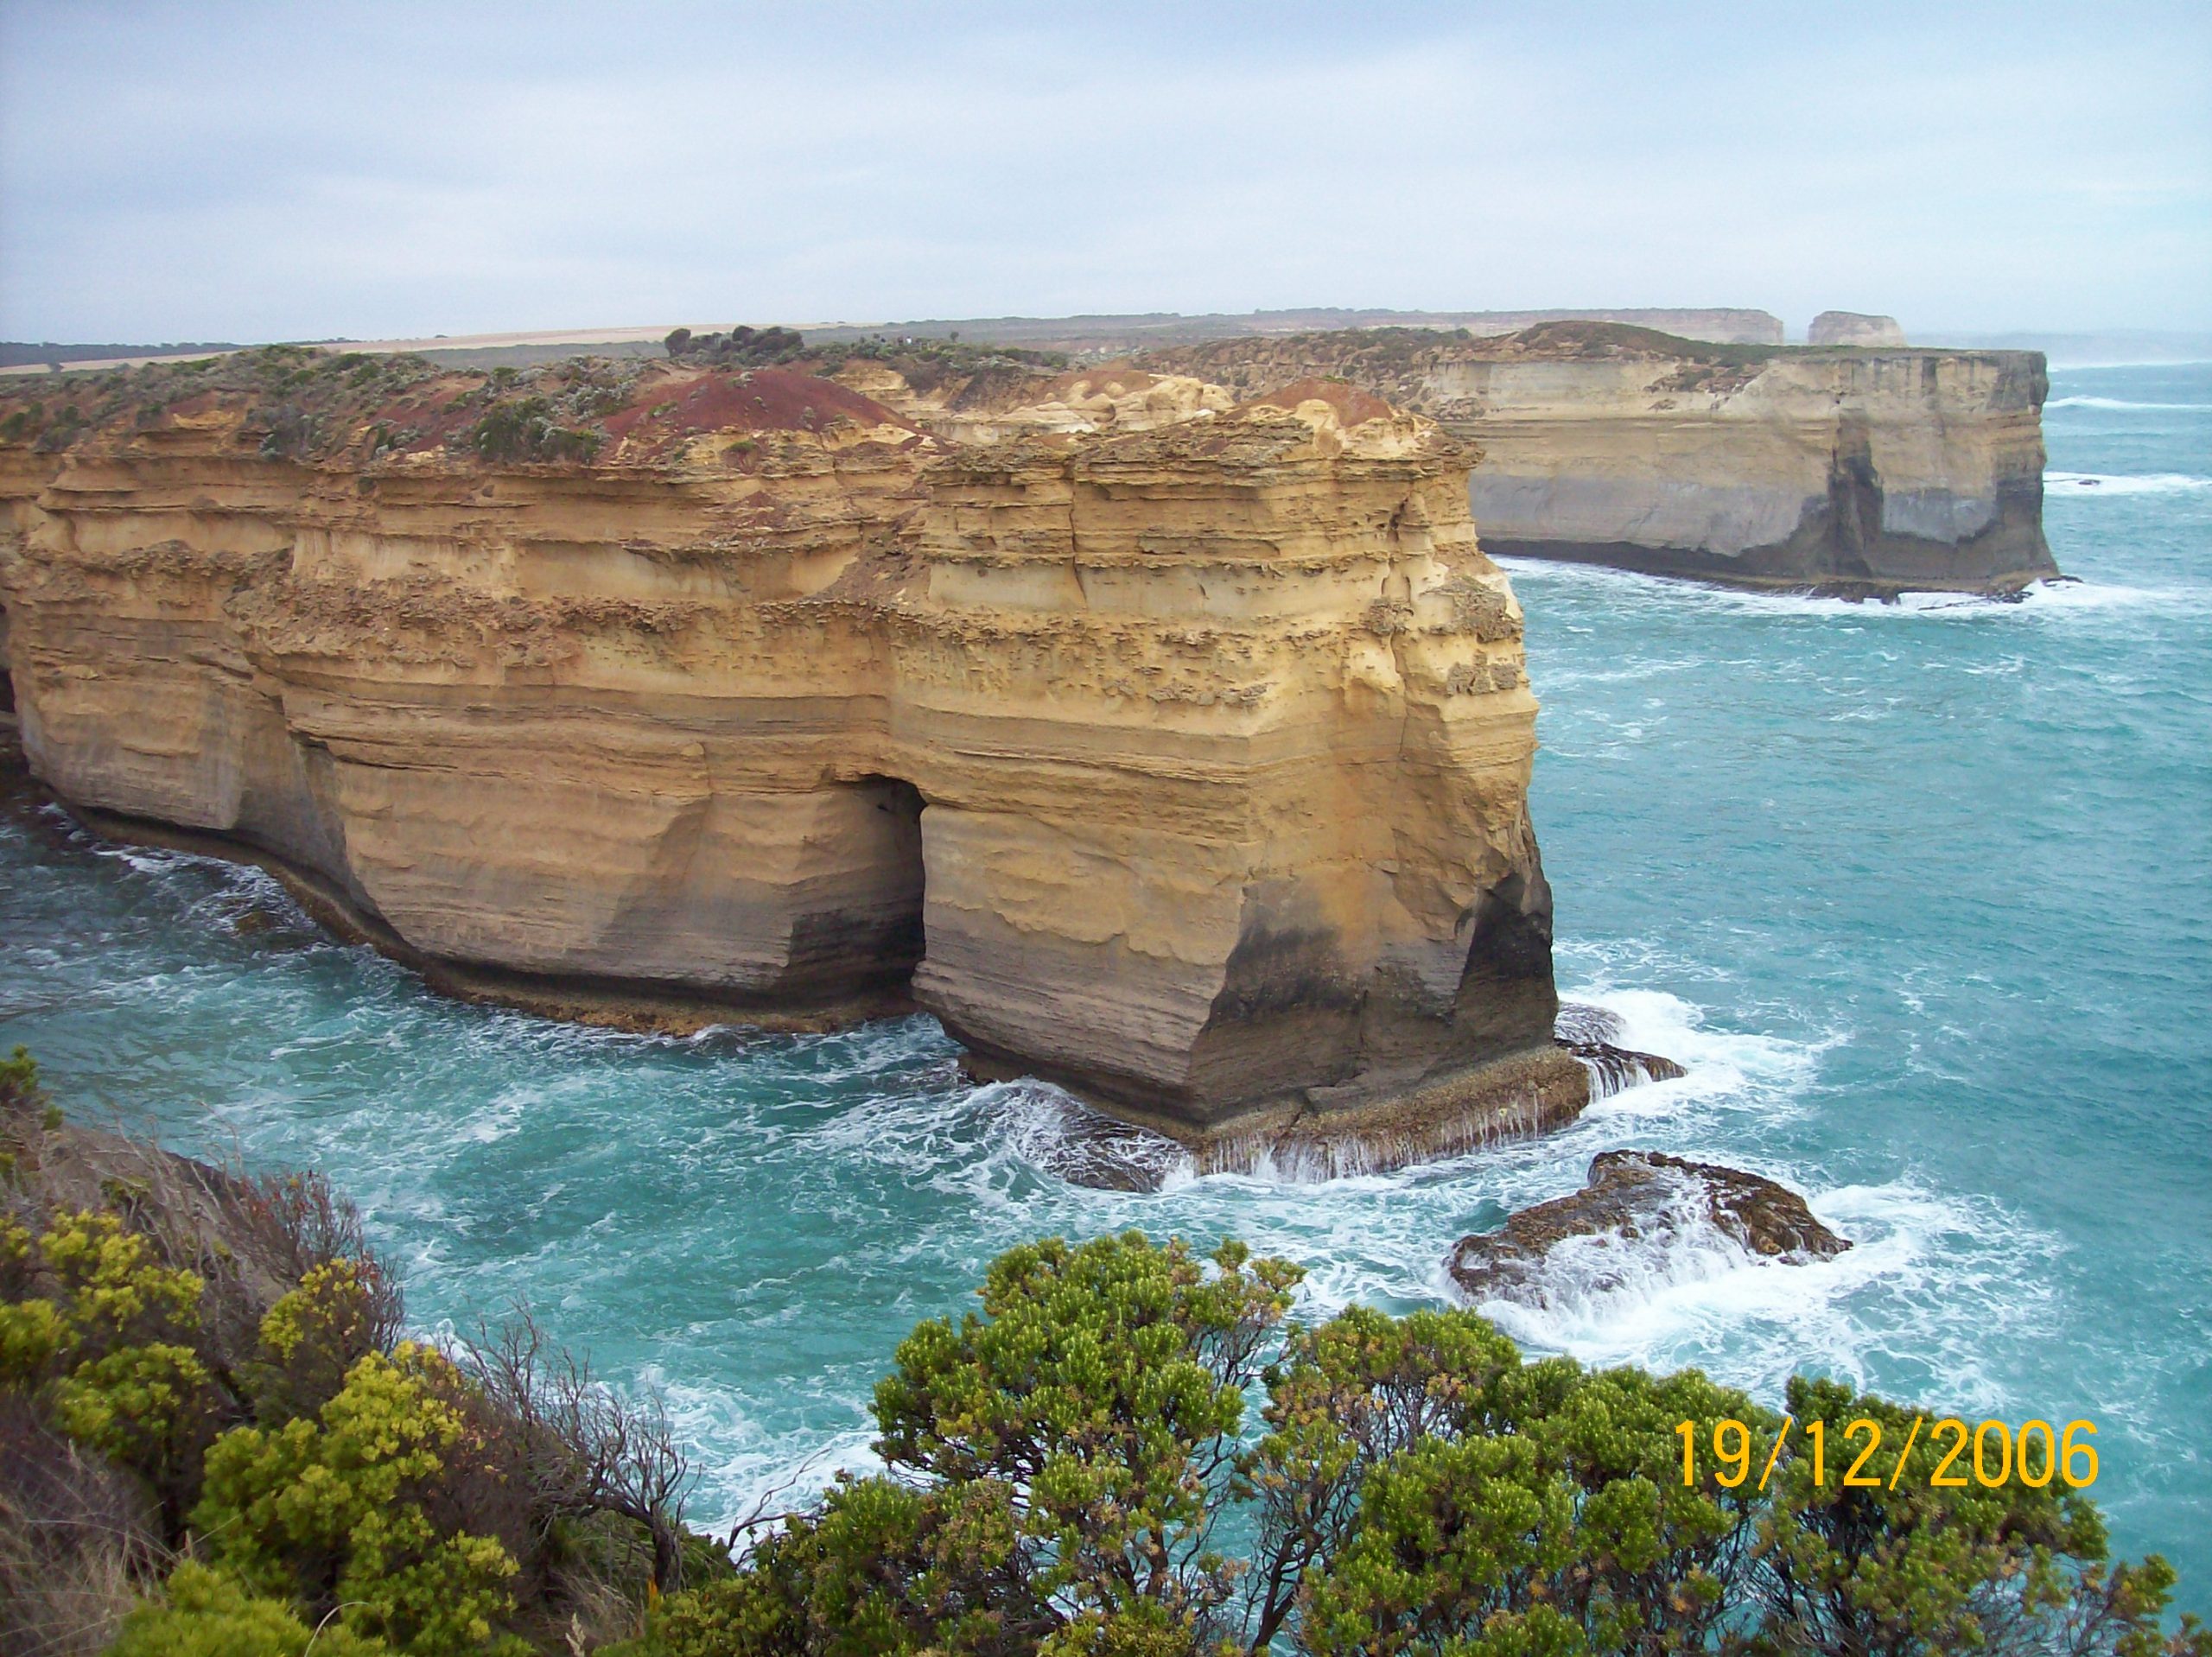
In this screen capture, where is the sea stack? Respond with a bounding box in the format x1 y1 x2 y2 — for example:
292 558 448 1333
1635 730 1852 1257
1808 310 1908 347
0 352 1586 1164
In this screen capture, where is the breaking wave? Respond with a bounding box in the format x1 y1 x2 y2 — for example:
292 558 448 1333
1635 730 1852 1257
2046 397 2212 411
1464 1178 2062 1409
2045 470 2212 497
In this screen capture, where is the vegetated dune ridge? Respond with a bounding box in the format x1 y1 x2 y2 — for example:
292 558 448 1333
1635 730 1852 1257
0 346 1585 1172
1141 322 2060 596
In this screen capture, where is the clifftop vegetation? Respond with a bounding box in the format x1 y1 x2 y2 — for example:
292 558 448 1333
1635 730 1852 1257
0 346 638 468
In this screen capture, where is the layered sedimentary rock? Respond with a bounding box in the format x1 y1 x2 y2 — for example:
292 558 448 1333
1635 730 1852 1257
1145 322 2058 595
0 352 1583 1159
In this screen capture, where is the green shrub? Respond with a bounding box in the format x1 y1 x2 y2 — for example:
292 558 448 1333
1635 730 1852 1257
108 1560 391 1657
193 1342 524 1656
466 397 602 465
632 1233 2205 1657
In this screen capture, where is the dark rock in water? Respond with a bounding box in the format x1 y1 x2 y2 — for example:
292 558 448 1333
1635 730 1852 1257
227 905 283 938
1553 1002 1688 1097
1447 1150 1850 1305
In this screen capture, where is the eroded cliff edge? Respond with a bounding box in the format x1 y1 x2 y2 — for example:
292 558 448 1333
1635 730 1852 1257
0 350 1584 1165
1143 322 2059 596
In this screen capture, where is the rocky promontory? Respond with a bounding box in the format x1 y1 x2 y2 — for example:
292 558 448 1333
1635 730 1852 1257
1143 322 2058 596
0 346 1586 1167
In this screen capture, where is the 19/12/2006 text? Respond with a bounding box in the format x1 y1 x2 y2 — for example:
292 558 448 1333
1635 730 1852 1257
1678 1416 2100 1491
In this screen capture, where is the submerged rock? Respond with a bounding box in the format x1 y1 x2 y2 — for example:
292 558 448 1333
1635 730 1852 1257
1446 1150 1850 1305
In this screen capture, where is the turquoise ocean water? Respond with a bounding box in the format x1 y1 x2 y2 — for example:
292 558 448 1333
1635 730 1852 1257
3 364 2207 1597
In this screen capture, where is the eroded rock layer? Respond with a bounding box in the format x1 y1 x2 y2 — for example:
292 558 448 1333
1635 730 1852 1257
0 353 1582 1152
1144 322 2058 595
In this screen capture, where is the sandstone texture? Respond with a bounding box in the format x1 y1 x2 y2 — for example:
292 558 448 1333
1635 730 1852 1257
0 348 1584 1160
1144 322 2058 596
1808 310 1907 347
1447 1150 1852 1305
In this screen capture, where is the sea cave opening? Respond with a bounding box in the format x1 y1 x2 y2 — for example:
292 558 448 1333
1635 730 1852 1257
845 774 927 995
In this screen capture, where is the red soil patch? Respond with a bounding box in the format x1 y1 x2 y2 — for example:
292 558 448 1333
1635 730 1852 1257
601 368 917 446
1243 377 1399 426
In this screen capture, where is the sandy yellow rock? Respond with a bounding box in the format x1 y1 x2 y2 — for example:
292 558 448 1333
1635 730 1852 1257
0 363 1580 1163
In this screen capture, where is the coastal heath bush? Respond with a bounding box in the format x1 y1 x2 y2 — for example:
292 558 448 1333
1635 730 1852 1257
7 1057 713 1655
106 1560 391 1657
625 1231 2208 1657
2 1209 219 1526
192 1337 525 1657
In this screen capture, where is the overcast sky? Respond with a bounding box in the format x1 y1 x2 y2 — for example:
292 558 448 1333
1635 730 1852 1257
3 1 2207 344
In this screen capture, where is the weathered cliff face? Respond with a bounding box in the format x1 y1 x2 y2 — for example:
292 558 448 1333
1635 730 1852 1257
1143 322 2058 595
0 353 1581 1161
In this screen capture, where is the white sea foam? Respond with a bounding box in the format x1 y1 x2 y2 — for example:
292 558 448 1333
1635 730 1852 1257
2045 397 2212 411
1503 554 2201 625
1468 1177 2060 1410
2044 470 2212 497
654 1371 886 1540
1562 982 1836 1127
981 1079 1197 1193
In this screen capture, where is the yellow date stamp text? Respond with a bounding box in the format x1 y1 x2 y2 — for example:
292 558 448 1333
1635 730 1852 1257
1676 1416 2099 1491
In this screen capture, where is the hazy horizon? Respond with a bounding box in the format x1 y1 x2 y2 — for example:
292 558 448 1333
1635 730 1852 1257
3 1 2208 344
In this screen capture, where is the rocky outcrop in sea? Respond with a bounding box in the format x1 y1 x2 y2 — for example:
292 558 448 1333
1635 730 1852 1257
1447 1150 1852 1307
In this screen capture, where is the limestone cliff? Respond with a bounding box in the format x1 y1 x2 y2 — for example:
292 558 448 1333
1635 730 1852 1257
0 350 1583 1165
1143 322 2058 595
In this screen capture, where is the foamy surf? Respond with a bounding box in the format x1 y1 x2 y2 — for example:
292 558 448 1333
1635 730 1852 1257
1466 1177 2061 1411
1559 981 1834 1126
2046 397 2212 411
2045 470 2212 497
1498 556 2161 624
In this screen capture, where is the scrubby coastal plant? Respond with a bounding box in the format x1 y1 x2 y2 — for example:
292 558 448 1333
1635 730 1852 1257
0 1050 699 1657
464 395 604 465
620 1233 2206 1657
